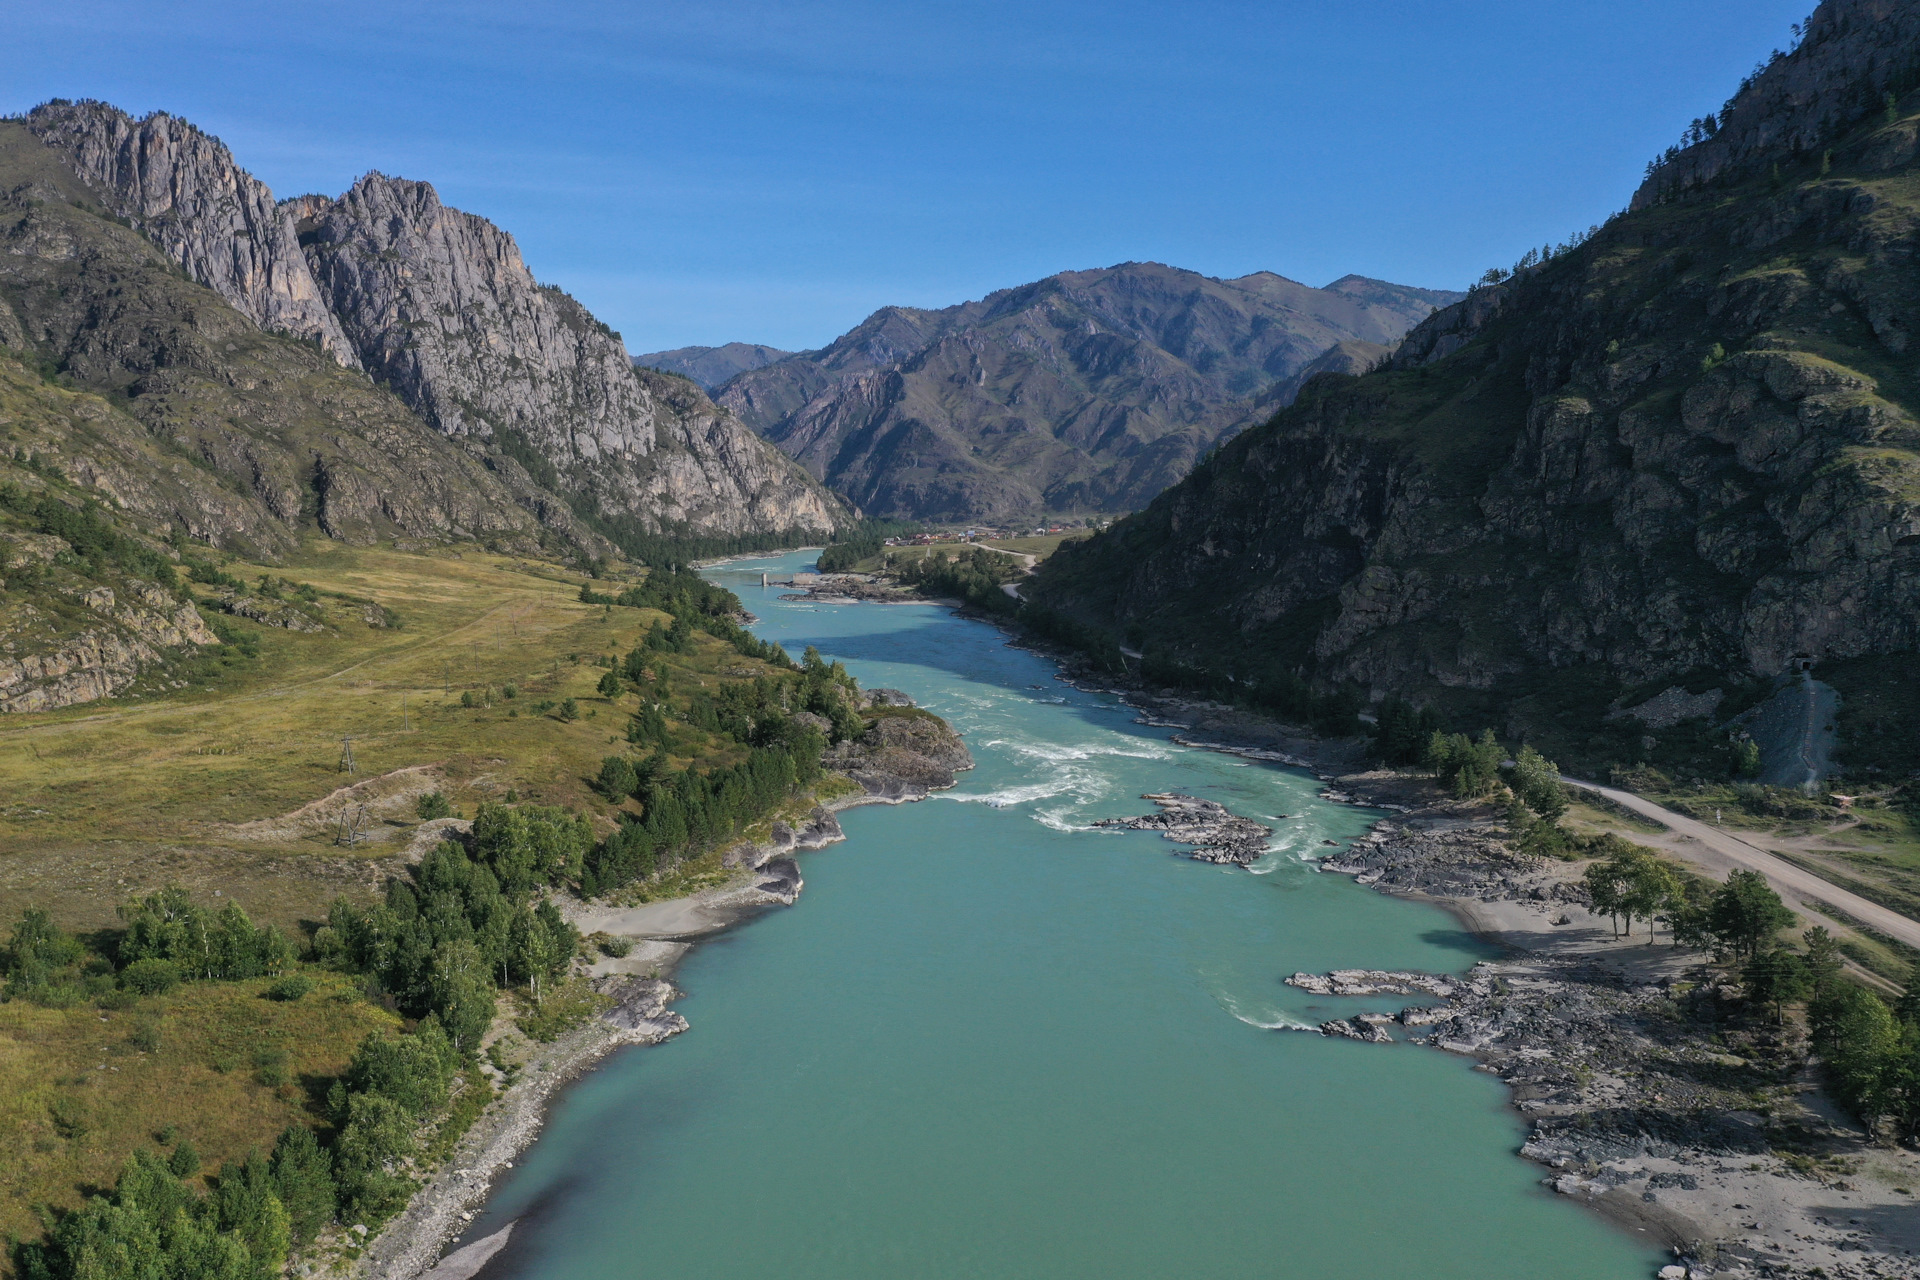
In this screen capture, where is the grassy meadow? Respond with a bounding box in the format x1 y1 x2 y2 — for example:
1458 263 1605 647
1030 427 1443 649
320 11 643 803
0 970 398 1242
0 541 767 931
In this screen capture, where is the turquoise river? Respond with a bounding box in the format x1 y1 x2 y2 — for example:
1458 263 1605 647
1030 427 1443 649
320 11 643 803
461 549 1659 1279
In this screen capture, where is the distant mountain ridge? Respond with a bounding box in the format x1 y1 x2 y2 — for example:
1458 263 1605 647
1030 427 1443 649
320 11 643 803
717 264 1460 522
633 343 797 391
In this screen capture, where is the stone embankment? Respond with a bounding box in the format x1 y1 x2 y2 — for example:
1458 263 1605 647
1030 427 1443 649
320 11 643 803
1093 793 1274 864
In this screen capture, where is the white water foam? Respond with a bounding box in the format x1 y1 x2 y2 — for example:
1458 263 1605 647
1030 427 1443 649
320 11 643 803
1211 989 1319 1032
986 738 1171 764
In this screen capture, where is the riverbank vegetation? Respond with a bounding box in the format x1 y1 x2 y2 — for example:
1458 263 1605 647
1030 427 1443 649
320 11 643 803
0 541 914 1266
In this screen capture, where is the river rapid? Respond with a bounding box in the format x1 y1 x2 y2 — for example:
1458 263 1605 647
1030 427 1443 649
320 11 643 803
461 550 1658 1279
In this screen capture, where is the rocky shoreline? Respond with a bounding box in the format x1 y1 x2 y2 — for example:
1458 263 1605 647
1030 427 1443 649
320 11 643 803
353 694 973 1280
822 574 1920 1276
1291 802 1919 1279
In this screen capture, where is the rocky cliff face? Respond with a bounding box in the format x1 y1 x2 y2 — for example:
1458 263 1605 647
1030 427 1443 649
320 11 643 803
1031 2 1920 762
20 100 841 544
0 562 216 713
22 101 359 367
0 121 573 558
1633 0 1920 208
288 175 840 538
718 264 1458 522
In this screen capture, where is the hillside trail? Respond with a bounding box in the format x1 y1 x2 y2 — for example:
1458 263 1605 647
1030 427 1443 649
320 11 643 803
1563 777 1920 951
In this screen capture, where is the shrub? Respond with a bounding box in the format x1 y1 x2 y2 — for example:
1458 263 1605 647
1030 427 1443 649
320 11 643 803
416 791 452 821
253 1047 289 1087
120 957 181 995
596 755 639 801
265 974 314 1001
49 1095 88 1140
558 697 579 722
129 1019 162 1052
168 1139 200 1178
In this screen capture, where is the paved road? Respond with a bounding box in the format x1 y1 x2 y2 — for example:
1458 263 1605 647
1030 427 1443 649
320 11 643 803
1564 777 1920 952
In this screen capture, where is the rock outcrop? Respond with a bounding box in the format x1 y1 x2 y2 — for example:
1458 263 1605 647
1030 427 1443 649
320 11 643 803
289 175 841 538
718 264 1459 523
1030 7 1920 760
22 101 358 367
20 100 842 544
824 704 973 800
0 119 580 558
1093 793 1274 864
1632 0 1920 208
0 574 216 712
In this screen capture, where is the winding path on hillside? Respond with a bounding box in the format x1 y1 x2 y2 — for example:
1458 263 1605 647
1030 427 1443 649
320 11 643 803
1563 777 1920 952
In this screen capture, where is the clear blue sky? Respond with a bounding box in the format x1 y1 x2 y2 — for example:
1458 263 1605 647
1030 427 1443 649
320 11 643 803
7 0 1811 353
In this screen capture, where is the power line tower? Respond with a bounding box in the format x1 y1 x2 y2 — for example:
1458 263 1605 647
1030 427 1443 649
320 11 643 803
337 804 368 847
339 736 357 775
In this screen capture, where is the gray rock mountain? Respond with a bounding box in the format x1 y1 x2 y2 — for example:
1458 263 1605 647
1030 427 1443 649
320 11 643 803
0 118 572 558
23 101 359 368
717 263 1460 522
633 342 796 391
22 100 842 542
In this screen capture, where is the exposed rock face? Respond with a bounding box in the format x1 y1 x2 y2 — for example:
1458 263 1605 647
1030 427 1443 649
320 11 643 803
291 174 657 453
0 120 569 557
22 101 358 367
21 100 841 543
1031 17 1920 737
824 710 974 799
1633 0 1920 208
632 342 795 391
718 264 1460 522
0 577 216 712
290 175 842 538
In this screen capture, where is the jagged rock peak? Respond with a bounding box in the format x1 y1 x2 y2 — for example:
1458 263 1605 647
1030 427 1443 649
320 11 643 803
290 171 658 458
1633 0 1920 207
21 99 359 367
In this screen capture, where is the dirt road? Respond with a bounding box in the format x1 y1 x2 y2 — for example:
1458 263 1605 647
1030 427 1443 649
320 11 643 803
1564 777 1920 951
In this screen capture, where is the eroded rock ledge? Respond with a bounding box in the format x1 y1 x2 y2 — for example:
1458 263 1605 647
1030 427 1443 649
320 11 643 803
824 691 974 801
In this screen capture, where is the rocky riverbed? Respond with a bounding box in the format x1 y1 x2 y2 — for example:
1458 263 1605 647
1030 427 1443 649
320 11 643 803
1092 793 1274 864
1293 792 1920 1279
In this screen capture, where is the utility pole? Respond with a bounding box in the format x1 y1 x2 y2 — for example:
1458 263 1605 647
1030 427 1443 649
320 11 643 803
339 736 356 775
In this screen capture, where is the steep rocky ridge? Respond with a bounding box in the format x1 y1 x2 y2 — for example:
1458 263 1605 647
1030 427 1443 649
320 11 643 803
0 120 569 558
0 118 602 711
288 176 841 540
18 99 842 545
718 264 1459 522
1633 0 1920 208
1029 5 1920 770
632 342 795 391
22 101 359 367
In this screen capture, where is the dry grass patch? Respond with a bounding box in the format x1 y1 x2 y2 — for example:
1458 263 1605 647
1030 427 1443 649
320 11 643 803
0 971 395 1241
